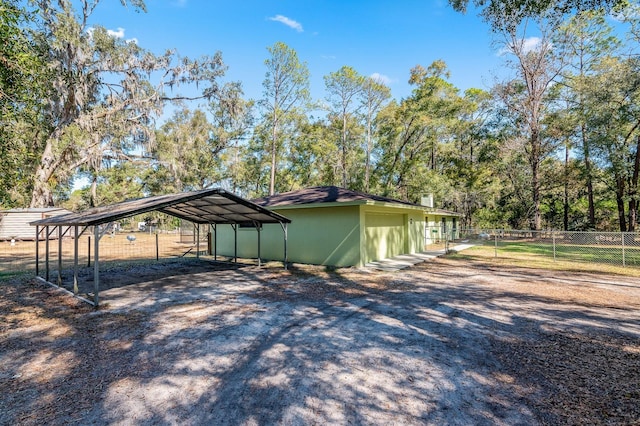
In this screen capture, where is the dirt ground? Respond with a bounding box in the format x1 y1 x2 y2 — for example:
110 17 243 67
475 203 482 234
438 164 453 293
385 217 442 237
1 256 639 425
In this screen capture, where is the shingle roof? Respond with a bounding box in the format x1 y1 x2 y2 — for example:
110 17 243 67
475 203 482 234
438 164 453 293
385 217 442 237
253 186 423 208
30 188 291 227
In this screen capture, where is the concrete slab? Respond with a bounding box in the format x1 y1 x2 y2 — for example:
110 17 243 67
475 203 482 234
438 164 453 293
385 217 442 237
364 244 475 271
450 244 475 252
365 250 445 271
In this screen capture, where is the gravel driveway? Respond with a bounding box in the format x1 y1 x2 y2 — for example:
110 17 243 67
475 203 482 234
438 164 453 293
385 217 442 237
1 257 639 425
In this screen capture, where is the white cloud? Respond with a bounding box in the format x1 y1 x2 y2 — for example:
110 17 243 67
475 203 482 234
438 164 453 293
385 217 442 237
370 72 392 85
87 27 136 43
498 36 547 56
107 27 125 38
521 36 542 53
268 15 303 32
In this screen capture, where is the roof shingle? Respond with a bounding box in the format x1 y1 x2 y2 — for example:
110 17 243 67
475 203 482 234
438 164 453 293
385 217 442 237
253 186 422 208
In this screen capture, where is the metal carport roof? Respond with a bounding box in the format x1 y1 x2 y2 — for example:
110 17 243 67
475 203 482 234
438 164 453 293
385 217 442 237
30 188 291 307
30 188 291 227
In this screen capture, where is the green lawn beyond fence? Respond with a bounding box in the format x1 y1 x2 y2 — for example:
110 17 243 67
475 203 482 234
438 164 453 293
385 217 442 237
456 230 640 268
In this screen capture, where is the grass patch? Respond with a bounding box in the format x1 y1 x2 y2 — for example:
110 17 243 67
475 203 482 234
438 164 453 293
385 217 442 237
0 270 32 280
494 241 640 266
452 244 640 277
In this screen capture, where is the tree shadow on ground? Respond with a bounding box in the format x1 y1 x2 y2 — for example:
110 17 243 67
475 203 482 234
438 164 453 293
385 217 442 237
1 257 639 425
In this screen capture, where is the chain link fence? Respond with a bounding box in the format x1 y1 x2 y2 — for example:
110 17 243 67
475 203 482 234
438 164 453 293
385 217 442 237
0 221 209 279
451 229 640 268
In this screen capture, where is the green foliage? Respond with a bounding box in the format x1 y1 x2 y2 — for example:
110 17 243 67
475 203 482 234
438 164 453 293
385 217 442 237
151 108 226 192
0 0 48 207
374 61 465 202
261 42 311 195
16 0 232 207
4 1 640 232
324 66 366 188
448 0 626 30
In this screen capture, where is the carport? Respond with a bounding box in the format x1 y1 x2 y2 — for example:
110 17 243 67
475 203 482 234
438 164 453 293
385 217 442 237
30 188 291 307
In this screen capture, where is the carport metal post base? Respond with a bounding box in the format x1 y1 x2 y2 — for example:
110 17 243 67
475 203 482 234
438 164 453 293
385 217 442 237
281 222 288 270
94 225 100 306
257 224 261 267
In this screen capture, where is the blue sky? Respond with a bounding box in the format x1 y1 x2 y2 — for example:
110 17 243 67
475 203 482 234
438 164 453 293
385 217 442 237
88 0 505 103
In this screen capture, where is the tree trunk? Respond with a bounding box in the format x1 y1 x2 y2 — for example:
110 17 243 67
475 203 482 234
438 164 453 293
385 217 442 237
581 126 596 229
90 175 98 207
616 176 627 232
30 140 56 208
341 113 347 188
269 116 278 196
627 134 640 232
430 143 436 171
364 114 372 192
563 142 569 231
530 130 542 231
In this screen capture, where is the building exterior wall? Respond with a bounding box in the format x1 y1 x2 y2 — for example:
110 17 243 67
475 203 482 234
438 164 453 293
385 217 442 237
216 203 426 267
425 214 459 245
363 212 405 264
359 205 425 265
215 205 362 267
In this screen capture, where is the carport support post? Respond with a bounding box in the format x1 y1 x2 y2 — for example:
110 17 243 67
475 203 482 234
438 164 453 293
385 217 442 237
35 225 39 277
94 225 100 307
281 222 288 270
196 224 200 259
45 226 50 282
233 224 237 263
257 224 261 267
57 226 62 286
73 226 79 294
214 224 217 260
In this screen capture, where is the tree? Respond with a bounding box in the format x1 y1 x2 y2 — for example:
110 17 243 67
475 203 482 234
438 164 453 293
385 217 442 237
0 0 47 207
444 88 502 229
260 42 310 195
151 108 226 193
360 76 391 192
552 10 620 229
448 0 626 30
27 0 231 207
287 118 340 188
582 56 640 231
494 23 564 230
375 61 462 202
324 66 366 188
209 84 254 193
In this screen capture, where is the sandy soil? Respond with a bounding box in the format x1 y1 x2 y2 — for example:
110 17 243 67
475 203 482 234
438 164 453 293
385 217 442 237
1 256 639 425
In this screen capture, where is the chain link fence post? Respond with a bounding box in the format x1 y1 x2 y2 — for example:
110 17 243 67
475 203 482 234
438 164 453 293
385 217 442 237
553 231 556 262
494 233 498 258
622 232 626 268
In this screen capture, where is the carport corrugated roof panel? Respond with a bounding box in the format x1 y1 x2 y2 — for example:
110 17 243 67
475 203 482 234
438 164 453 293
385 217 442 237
30 188 291 227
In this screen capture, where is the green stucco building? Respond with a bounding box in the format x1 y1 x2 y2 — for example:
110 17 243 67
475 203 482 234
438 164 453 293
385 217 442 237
215 186 458 267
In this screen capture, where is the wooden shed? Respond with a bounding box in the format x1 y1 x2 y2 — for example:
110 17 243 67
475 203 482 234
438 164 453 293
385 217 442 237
0 208 71 240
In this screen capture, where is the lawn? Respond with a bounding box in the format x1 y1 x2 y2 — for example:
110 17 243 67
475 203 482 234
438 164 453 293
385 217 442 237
455 240 640 274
